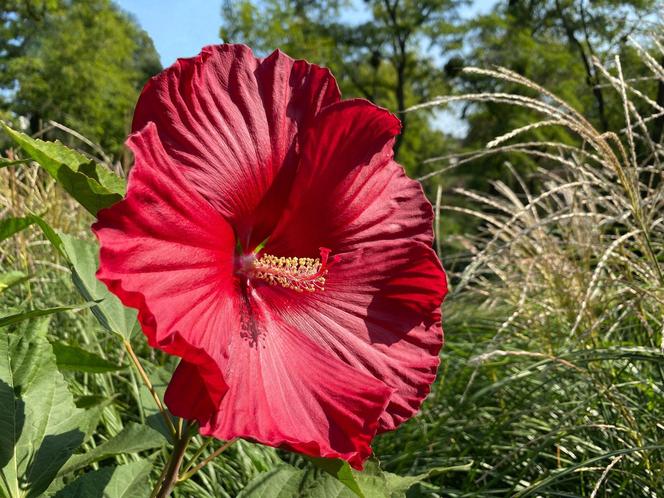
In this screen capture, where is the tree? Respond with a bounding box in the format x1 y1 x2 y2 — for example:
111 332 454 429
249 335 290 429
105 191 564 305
1 0 161 155
0 1 62 96
442 0 659 188
220 0 463 174
458 0 658 132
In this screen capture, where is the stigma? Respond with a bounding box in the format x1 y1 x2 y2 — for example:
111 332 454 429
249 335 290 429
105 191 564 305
249 247 339 292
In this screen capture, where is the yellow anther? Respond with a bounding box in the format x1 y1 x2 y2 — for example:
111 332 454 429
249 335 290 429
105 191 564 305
249 248 338 292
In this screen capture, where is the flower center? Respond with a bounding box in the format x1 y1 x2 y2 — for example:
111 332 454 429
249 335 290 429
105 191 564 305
248 247 339 292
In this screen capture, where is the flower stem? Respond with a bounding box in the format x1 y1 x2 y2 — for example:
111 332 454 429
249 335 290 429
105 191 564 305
122 339 177 439
181 438 212 475
178 438 237 482
148 458 171 498
153 424 192 498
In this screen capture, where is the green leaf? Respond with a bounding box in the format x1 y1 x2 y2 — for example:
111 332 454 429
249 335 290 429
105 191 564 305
59 233 138 339
58 423 166 476
52 342 126 373
0 271 29 293
237 465 372 498
379 462 473 494
0 327 98 498
0 215 35 241
239 460 470 498
137 362 176 443
54 460 152 498
309 458 365 498
1 124 124 216
30 219 138 340
0 302 95 328
75 395 113 410
30 214 66 256
238 465 309 498
356 461 412 497
2 213 65 259
0 158 31 168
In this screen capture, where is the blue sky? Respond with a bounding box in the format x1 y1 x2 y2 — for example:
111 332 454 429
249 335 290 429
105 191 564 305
116 0 223 66
116 0 497 67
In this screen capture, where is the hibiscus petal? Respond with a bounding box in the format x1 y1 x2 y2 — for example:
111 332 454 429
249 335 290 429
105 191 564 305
257 99 446 430
166 319 393 469
257 240 447 432
93 123 237 372
267 99 433 257
95 126 393 467
132 44 340 247
164 360 223 424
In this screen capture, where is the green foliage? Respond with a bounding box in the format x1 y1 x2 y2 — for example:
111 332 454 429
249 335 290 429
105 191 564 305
0 302 95 328
0 272 29 294
2 124 125 215
308 458 365 496
449 0 659 187
54 460 153 498
58 233 138 340
0 216 35 242
52 342 126 373
0 1 61 89
0 322 94 497
59 423 165 477
0 0 161 155
0 158 31 168
239 462 383 498
222 0 657 182
240 459 467 497
374 303 664 496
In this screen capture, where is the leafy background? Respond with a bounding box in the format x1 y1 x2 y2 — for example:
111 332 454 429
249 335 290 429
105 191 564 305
1 0 663 496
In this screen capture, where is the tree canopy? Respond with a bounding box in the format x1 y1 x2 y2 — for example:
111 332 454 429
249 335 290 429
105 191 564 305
441 0 660 188
1 0 161 155
221 0 660 179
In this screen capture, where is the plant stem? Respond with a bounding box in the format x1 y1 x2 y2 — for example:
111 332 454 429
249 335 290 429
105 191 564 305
148 458 171 498
154 426 192 498
122 339 177 438
181 438 212 475
178 439 237 482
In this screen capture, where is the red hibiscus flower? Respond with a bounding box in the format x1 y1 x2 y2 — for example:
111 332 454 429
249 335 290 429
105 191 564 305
93 44 447 469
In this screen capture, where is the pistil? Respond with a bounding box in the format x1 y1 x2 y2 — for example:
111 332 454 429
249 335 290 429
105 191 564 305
249 247 339 292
